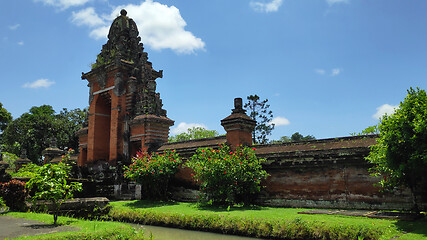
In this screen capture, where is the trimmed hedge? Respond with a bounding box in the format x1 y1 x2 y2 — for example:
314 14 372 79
108 207 382 240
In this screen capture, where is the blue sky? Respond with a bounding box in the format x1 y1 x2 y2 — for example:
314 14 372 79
1 0 426 141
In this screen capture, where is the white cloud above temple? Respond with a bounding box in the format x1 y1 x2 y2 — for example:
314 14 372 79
75 1 205 54
250 0 283 13
372 104 398 119
171 122 209 135
34 0 90 10
23 79 55 89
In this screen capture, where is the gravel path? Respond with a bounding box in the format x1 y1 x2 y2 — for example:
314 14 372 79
0 215 79 239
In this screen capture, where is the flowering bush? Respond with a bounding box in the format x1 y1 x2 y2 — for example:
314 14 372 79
123 150 181 200
187 144 269 205
0 179 27 211
61 148 75 165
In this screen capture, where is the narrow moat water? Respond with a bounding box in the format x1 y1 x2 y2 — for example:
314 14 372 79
129 224 265 240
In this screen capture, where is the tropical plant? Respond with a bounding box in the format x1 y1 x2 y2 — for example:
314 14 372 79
26 162 82 224
187 144 269 205
244 95 274 144
366 87 427 212
123 150 181 200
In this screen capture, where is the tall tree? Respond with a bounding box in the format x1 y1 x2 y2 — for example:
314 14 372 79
2 106 87 163
244 95 274 144
273 132 316 143
169 127 219 142
55 108 88 151
366 87 427 212
0 102 12 135
2 105 56 163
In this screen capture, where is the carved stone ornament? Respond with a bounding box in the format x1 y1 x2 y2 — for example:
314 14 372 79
89 82 94 104
114 72 125 96
96 71 107 89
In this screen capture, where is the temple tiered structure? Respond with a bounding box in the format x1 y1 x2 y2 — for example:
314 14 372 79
77 9 174 166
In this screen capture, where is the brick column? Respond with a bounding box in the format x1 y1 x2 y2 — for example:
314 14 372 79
221 98 256 150
129 115 174 153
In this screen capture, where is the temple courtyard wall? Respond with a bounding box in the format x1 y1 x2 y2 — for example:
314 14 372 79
159 135 425 211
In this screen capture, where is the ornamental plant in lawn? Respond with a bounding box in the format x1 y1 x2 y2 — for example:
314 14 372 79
123 150 181 200
26 162 82 225
187 144 269 205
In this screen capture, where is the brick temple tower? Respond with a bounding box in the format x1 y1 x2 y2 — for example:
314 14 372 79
76 9 174 166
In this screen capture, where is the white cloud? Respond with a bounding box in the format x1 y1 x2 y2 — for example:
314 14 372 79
331 68 341 76
326 0 349 6
89 26 109 40
269 116 290 126
71 7 105 27
17 41 24 45
250 0 283 13
86 1 205 54
315 69 326 75
9 24 20 30
34 0 90 10
23 79 55 89
372 104 398 119
170 122 208 135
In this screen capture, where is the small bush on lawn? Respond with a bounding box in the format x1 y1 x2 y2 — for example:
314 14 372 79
123 150 181 200
0 179 27 211
187 144 269 205
26 162 82 225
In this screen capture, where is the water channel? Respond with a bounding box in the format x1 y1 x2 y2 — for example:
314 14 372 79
130 224 265 240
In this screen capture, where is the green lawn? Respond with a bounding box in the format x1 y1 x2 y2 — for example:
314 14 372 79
3 212 147 240
110 200 427 240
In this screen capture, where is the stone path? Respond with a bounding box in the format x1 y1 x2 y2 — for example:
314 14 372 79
0 215 79 239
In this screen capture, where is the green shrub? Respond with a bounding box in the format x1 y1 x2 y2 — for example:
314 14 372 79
26 162 82 224
123 150 181 200
0 196 5 208
11 163 41 178
0 179 27 211
187 144 269 205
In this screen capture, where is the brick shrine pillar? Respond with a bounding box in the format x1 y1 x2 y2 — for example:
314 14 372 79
129 115 174 153
221 98 256 150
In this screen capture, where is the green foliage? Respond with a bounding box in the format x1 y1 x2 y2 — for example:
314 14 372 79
350 125 380 136
123 150 182 200
366 87 427 211
0 102 12 133
0 196 5 209
2 106 87 163
169 127 219 142
55 108 87 151
0 179 27 211
244 95 274 144
11 163 41 178
273 132 316 143
187 144 268 205
26 163 82 224
1 151 18 170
